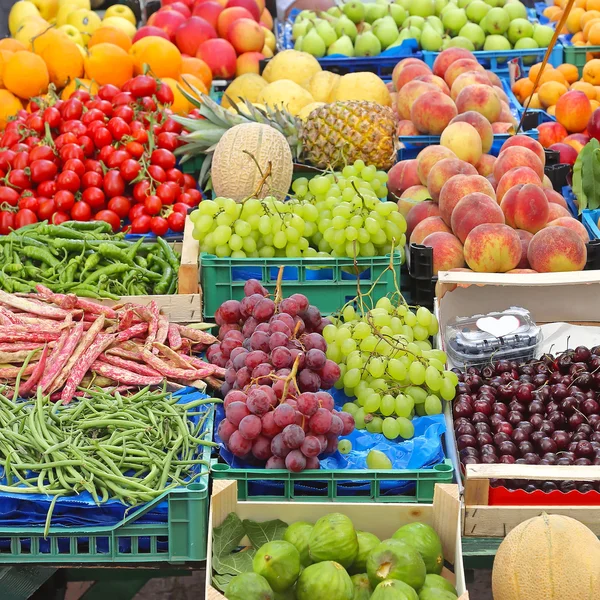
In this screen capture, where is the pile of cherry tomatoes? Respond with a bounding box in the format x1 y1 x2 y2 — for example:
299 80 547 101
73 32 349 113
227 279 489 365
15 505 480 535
0 75 202 235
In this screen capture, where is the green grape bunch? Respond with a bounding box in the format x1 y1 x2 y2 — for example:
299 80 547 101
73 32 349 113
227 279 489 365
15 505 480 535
325 297 457 442
189 160 407 260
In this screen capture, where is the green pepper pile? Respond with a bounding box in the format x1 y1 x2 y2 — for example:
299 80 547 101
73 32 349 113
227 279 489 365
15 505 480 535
0 221 180 298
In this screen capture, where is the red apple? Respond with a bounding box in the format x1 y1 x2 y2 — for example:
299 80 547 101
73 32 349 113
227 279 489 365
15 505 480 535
163 2 192 17
588 107 600 142
174 16 217 56
132 26 171 43
192 1 224 28
217 6 254 37
548 142 578 165
147 8 187 40
228 18 264 53
225 0 260 20
197 38 237 78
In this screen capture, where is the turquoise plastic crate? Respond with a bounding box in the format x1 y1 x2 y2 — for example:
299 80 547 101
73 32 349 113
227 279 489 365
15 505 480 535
583 209 600 239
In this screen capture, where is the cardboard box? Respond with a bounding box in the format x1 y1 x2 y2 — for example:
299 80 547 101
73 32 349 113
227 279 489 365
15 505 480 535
206 480 469 600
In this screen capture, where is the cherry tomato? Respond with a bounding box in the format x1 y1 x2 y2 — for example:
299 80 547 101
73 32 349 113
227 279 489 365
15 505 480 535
0 210 14 234
131 214 152 233
85 159 103 174
98 145 115 164
112 91 134 106
162 118 183 134
60 98 83 121
11 143 29 154
98 84 120 102
56 170 80 193
26 114 44 134
8 170 31 190
172 202 189 216
140 97 157 112
15 208 37 228
86 120 105 135
0 150 15 171
71 201 92 221
82 171 103 189
150 215 168 236
133 180 151 203
29 159 58 183
118 158 140 183
82 187 106 210
166 168 184 186
167 211 185 233
130 121 148 144
52 211 70 225
43 106 61 129
151 148 176 171
71 90 90 103
144 194 162 215
130 75 157 98
19 196 39 213
61 120 87 137
82 108 105 126
156 82 174 105
0 130 20 148
12 152 29 170
182 174 197 190
95 100 113 118
63 158 85 178
156 182 176 206
147 165 166 183
108 195 131 218
93 127 113 149
0 187 20 207
157 132 179 152
186 188 202 206
105 149 131 169
103 170 125 198
78 136 95 157
107 117 130 141
37 198 57 220
129 203 147 221
54 132 78 150
55 189 75 211
37 180 56 198
112 105 134 123
25 136 41 148
124 141 144 160
29 145 55 163
95 209 120 232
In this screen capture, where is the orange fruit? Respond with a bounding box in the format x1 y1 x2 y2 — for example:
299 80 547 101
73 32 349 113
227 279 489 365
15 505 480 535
61 78 98 99
512 77 535 103
583 58 600 84
567 7 586 33
0 39 26 52
0 49 14 88
529 63 553 83
538 81 568 108
41 38 83 89
572 80 598 98
30 28 67 56
181 56 212 91
3 51 49 99
179 73 208 99
0 89 23 128
129 36 182 79
88 26 132 52
588 0 600 9
556 63 580 84
161 77 191 115
84 43 133 88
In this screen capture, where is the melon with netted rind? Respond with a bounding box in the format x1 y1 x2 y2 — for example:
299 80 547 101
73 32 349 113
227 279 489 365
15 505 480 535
308 513 358 569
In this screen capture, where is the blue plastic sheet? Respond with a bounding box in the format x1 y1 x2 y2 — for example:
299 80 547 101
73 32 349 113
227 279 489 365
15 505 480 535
214 389 446 497
0 388 211 529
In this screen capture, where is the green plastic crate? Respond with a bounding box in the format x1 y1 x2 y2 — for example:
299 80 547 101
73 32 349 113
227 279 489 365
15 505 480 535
200 251 405 320
0 409 215 565
180 155 205 178
210 459 454 503
563 42 600 77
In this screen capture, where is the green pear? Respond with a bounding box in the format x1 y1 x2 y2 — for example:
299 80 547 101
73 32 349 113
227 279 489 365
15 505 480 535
442 7 467 35
395 0 411 9
335 16 358 40
504 0 527 19
409 0 435 18
420 22 443 50
362 22 372 31
292 20 310 39
447 35 474 50
327 6 342 17
484 6 510 34
459 22 485 49
365 3 388 23
533 24 554 47
296 10 316 21
514 37 539 64
328 34 354 56
354 30 382 55
389 3 407 25
507 17 533 44
484 0 500 6
435 0 449 14
302 28 327 57
426 15 444 34
294 36 303 51
402 15 425 29
374 16 400 48
343 1 365 24
315 20 337 46
465 0 490 22
483 32 511 63
398 25 422 42
457 0 470 7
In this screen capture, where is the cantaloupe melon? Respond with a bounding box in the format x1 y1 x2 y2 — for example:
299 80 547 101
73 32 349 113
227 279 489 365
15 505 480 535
211 123 293 202
492 513 600 600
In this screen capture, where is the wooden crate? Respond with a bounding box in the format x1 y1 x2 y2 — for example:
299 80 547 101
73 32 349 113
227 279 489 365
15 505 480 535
464 464 600 537
206 480 469 600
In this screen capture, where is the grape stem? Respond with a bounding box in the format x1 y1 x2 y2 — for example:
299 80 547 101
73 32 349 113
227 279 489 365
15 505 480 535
281 355 300 403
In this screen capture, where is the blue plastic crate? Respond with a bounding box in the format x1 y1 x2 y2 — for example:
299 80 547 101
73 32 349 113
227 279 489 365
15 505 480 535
563 185 580 217
582 210 600 238
423 42 563 77
535 1 550 20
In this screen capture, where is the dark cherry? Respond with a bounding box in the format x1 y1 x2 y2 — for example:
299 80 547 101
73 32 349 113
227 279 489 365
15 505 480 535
574 346 592 362
456 382 471 396
559 397 577 415
542 481 559 492
535 386 551 402
457 435 477 450
508 411 523 427
462 456 480 465
460 447 480 459
589 414 600 428
493 403 509 418
561 375 573 386
481 454 498 464
557 354 572 374
530 414 544 429
481 365 495 379
569 413 585 430
560 480 577 493
546 401 560 414
474 422 492 434
569 362 588 376
577 423 593 436
455 394 473 404
479 384 497 396
528 401 545 415
582 399 600 415
519 374 533 384
548 412 567 429
473 400 493 416
490 413 506 428
576 440 594 457
472 412 490 425
498 440 518 456
453 402 474 419
500 372 516 384
498 384 516 401
569 441 580 453
480 444 497 455
508 400 527 413
539 437 558 454
454 417 471 428
574 372 593 390
512 429 530 443
517 421 534 435
539 420 555 436
550 383 569 401
572 432 589 442
549 370 563 384
530 431 545 446
578 482 595 492
455 423 477 437
557 457 574 465
552 430 571 450
524 484 538 493
518 441 535 455
496 422 514 436
493 432 511 445
499 455 516 464
591 432 600 443
542 453 557 464
574 458 592 466
467 367 481 376
477 433 494 447
533 373 549 387
495 360 512 373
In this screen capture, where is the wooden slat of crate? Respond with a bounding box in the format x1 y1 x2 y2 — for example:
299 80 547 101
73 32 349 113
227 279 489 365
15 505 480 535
206 481 469 600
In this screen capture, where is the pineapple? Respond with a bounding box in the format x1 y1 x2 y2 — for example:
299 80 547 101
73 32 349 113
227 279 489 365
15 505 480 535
173 89 398 181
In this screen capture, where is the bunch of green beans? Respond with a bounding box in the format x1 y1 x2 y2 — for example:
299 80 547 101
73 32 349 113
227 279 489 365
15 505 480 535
0 385 218 534
0 221 180 297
